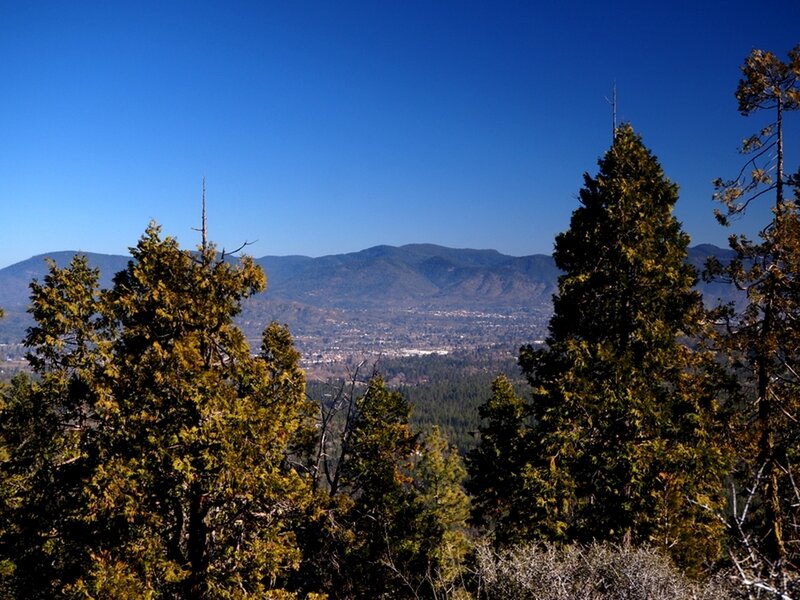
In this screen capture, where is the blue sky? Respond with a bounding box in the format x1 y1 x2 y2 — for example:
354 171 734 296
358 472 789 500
1 1 799 268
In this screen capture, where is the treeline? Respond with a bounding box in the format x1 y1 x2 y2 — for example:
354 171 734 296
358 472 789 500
0 227 474 598
0 45 799 599
312 350 527 453
306 352 525 512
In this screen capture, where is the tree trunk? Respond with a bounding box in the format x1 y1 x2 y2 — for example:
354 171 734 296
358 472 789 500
186 481 209 598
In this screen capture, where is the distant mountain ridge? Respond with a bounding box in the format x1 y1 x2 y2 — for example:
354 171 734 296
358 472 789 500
0 243 737 346
255 244 562 310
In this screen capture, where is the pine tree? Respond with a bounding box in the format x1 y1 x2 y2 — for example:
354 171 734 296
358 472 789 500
709 199 800 577
466 375 533 544
707 45 800 580
0 224 316 598
518 124 730 569
713 45 799 223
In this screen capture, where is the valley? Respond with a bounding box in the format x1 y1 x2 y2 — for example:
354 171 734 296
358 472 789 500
0 242 734 381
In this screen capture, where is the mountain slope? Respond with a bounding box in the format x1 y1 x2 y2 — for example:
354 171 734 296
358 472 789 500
0 243 738 347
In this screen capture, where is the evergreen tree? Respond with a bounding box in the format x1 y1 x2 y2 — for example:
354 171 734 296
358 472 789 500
466 375 532 544
707 45 800 580
0 255 102 598
0 224 315 598
414 426 471 597
328 376 423 599
518 124 730 570
297 374 471 599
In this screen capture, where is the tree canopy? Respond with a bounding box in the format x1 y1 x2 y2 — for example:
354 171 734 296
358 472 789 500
511 125 730 569
1 224 316 598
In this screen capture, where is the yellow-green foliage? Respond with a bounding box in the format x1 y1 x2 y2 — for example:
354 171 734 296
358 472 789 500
1 223 316 598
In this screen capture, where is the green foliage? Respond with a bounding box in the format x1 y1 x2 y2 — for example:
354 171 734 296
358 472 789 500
343 377 416 500
515 125 730 570
297 373 474 599
0 224 315 598
345 350 524 454
0 255 102 598
708 46 800 584
414 426 471 595
312 377 427 599
466 376 532 544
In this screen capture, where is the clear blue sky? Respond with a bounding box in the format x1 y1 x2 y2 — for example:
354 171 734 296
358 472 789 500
1 1 799 268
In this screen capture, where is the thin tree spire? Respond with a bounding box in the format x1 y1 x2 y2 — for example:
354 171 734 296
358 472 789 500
605 81 618 141
201 176 208 253
612 81 617 137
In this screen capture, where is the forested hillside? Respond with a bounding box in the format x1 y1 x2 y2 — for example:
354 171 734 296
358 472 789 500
1 45 799 600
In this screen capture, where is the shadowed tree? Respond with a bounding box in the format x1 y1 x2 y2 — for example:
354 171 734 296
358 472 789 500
706 45 800 586
296 371 473 599
517 124 730 571
466 375 532 545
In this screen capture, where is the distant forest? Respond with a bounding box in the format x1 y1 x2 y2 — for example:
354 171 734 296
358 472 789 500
1 45 799 600
309 350 526 454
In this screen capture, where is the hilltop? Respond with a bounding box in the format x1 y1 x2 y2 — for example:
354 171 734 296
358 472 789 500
0 243 736 367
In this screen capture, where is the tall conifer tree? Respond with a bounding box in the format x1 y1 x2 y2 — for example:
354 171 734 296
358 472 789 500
708 45 800 582
518 124 729 569
0 224 316 598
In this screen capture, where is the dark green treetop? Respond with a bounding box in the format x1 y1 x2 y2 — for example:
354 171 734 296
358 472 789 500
517 124 730 570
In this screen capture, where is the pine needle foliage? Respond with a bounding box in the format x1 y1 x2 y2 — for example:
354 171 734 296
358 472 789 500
707 45 800 583
517 125 731 571
0 223 315 598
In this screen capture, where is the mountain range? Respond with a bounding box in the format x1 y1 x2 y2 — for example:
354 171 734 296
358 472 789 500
0 243 737 353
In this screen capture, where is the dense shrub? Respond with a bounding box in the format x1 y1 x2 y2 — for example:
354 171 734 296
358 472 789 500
472 542 734 600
